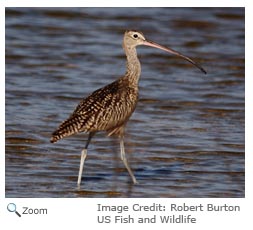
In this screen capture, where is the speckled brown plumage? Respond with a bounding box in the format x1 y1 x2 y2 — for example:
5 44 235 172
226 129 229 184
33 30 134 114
50 76 138 143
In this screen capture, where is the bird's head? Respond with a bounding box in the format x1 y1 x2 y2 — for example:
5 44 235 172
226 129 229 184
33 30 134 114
123 30 207 74
123 30 146 48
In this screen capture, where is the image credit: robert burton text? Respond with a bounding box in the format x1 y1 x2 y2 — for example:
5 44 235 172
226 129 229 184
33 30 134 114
96 202 240 224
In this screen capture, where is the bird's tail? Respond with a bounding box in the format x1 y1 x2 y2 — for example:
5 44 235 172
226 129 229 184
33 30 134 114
50 114 85 143
50 127 75 143
50 130 68 143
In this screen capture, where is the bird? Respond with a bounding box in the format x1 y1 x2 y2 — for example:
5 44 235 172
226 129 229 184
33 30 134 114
50 30 206 186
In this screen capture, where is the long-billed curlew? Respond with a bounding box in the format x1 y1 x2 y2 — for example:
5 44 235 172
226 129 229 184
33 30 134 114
50 30 206 185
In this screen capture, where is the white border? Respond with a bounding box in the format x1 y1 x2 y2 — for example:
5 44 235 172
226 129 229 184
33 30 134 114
1 1 251 229
3 0 247 7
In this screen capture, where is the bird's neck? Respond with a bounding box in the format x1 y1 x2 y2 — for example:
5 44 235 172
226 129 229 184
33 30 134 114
124 46 141 87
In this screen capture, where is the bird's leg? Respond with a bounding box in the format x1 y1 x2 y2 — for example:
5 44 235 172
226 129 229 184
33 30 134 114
77 132 94 186
120 135 138 184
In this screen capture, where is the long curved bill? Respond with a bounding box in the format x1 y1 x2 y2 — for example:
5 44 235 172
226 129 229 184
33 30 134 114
143 39 207 74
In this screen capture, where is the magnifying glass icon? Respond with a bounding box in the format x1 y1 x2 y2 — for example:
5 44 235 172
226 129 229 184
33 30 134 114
7 203 21 217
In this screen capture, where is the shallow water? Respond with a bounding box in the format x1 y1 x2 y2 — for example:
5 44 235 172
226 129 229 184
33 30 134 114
5 7 244 198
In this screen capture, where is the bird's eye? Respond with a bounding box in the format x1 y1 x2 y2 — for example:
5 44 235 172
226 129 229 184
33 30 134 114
133 34 138 38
